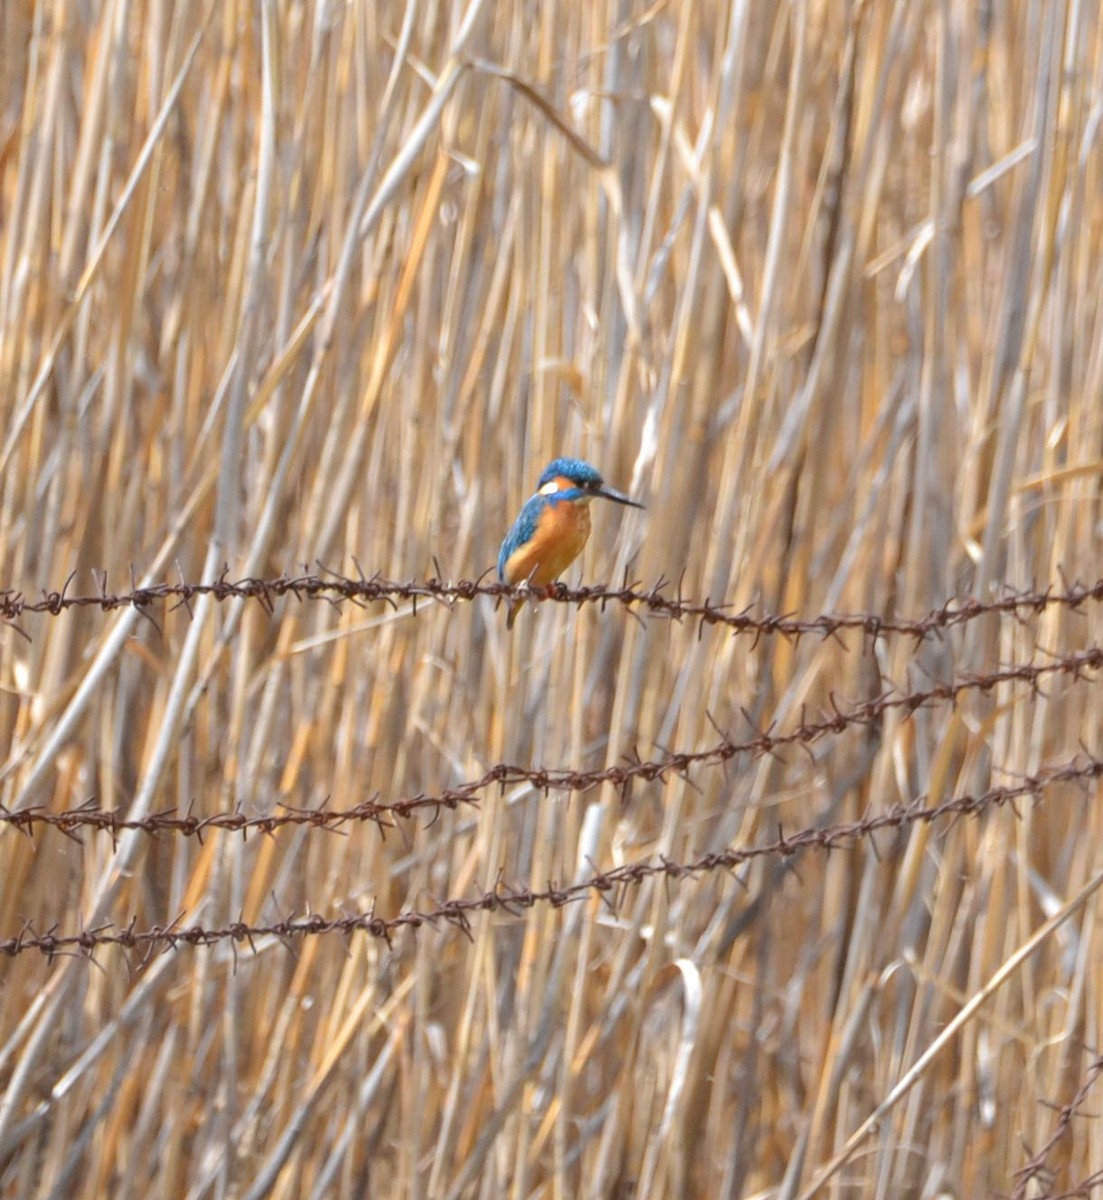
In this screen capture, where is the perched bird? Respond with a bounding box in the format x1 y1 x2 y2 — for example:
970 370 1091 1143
497 457 644 629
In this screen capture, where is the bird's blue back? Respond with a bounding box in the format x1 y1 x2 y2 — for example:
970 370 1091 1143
497 493 548 580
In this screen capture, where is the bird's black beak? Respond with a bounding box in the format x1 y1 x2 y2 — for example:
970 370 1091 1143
595 484 644 509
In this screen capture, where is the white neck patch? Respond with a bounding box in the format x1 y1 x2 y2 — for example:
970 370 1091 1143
539 480 560 495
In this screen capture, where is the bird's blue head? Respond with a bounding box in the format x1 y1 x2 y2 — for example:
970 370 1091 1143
538 457 604 490
535 457 644 509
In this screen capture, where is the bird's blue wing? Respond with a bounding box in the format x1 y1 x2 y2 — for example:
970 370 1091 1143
498 494 546 581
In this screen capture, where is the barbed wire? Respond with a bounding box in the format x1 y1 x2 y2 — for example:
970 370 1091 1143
1031 1168 1103 1200
2 569 1103 642
3 752 1099 959
1011 1053 1103 1200
3 645 1101 841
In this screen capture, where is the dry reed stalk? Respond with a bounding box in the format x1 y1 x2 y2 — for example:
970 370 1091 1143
2 1 1103 1196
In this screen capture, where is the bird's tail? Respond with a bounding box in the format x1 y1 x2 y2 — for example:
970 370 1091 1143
506 598 523 630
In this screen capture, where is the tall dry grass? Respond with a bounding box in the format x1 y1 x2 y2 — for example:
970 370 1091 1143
2 1 1103 1196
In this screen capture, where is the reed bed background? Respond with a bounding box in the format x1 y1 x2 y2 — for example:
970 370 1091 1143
2 1 1103 1196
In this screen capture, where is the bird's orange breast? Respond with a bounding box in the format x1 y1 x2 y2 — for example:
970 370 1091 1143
503 498 591 586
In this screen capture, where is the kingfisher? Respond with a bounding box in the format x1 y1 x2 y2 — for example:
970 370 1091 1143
497 457 644 629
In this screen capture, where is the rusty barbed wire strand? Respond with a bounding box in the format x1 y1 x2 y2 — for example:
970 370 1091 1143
1032 1169 1103 1200
3 569 1103 642
1011 1054 1103 1200
2 752 1100 959
2 644 1101 840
